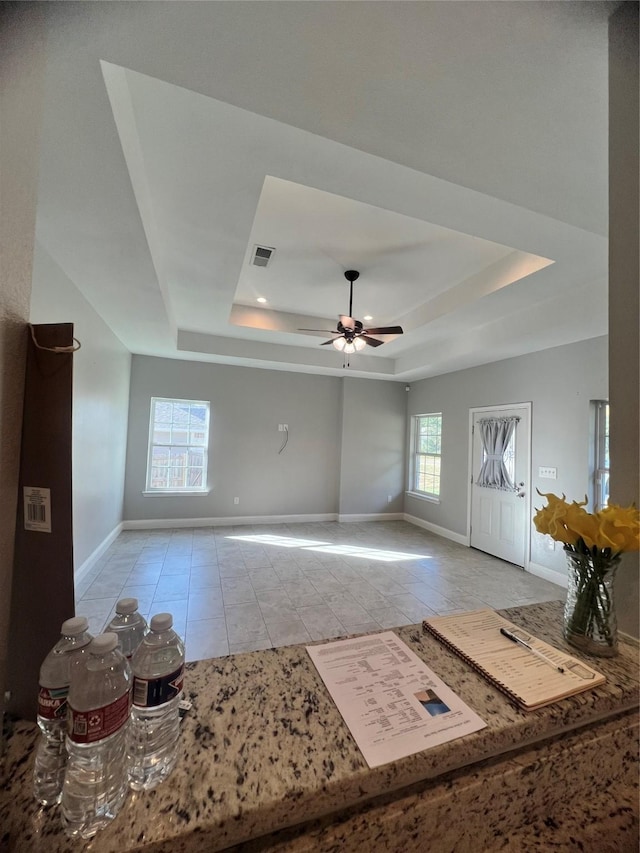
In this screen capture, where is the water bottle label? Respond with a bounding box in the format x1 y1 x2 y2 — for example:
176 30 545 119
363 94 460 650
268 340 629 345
132 664 184 708
37 686 69 720
68 692 131 744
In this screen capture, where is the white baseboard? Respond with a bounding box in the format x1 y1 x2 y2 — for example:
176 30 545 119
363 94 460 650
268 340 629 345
337 513 405 523
620 630 640 648
74 522 123 584
526 560 568 588
403 513 470 547
122 513 338 530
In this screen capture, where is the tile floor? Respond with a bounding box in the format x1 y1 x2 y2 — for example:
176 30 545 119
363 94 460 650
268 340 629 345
76 521 565 663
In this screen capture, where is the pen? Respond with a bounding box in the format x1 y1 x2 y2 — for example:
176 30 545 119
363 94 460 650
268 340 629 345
499 627 565 673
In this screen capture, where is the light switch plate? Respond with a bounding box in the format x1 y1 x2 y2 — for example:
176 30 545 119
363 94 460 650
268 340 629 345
539 466 557 479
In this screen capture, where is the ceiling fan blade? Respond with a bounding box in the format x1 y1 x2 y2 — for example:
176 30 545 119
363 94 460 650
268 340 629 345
320 338 337 346
360 335 384 347
363 325 404 336
298 328 338 333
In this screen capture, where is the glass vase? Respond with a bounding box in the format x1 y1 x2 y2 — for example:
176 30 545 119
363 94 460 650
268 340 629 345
563 548 620 657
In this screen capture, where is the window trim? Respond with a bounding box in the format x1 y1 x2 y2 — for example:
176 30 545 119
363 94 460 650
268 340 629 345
144 397 210 495
142 490 211 498
409 412 442 501
405 489 440 504
593 400 609 511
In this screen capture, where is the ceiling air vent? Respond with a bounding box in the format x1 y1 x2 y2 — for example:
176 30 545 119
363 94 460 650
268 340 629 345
251 245 275 267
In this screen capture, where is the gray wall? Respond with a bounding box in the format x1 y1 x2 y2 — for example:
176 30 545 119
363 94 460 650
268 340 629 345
406 337 608 579
124 357 341 520
30 245 132 572
609 4 639 637
339 378 406 515
0 3 47 722
123 357 407 522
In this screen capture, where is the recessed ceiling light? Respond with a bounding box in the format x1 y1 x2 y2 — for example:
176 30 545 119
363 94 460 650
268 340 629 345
364 315 373 321
256 297 267 304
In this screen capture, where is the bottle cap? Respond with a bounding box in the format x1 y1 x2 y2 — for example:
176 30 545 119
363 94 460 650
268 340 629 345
115 598 138 614
89 633 119 655
150 613 173 632
61 616 89 636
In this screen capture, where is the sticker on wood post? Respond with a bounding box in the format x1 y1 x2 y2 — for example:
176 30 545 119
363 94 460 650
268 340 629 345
23 487 52 532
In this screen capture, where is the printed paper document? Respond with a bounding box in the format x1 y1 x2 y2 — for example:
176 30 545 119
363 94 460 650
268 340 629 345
306 631 486 768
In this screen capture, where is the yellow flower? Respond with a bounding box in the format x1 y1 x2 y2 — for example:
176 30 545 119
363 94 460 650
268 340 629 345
564 503 600 549
534 491 640 554
532 506 553 536
533 492 585 546
596 504 640 552
548 519 578 545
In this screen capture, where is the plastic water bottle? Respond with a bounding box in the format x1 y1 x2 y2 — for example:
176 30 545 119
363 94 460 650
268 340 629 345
106 598 148 660
33 616 93 805
127 613 185 791
61 633 131 839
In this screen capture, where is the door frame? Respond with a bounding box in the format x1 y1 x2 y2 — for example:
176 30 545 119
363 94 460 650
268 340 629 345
466 401 532 571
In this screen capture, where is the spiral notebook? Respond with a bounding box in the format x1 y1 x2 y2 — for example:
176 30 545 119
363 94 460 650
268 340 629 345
422 609 606 711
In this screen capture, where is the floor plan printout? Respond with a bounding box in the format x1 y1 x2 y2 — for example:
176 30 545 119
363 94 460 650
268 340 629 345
306 631 486 768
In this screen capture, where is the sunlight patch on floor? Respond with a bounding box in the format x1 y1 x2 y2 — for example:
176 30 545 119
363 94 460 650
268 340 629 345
226 534 329 548
305 544 431 562
226 534 431 562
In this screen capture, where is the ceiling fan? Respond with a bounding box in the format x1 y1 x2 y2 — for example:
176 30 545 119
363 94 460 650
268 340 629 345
299 270 404 353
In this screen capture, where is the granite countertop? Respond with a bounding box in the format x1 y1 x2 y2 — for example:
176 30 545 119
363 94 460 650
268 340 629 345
1 601 638 852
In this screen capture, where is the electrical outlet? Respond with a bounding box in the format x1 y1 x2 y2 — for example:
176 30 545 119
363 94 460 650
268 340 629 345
283 424 288 431
278 424 283 432
387 494 393 503
538 466 557 479
233 497 239 505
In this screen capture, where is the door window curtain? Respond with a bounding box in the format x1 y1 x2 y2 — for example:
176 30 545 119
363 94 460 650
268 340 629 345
476 416 520 490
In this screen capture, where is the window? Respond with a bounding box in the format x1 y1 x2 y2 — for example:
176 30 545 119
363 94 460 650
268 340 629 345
145 398 210 494
476 417 517 490
594 401 609 510
502 428 516 487
411 413 442 499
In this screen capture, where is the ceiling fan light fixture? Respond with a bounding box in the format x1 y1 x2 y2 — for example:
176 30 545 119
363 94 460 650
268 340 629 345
297 269 403 354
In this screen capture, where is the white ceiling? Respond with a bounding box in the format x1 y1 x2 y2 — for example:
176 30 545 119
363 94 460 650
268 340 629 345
33 1 614 381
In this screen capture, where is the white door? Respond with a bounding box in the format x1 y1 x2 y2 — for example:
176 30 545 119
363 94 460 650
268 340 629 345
470 404 530 567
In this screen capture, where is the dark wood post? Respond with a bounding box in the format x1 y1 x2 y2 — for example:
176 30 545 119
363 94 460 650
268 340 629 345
6 323 76 721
